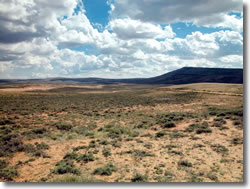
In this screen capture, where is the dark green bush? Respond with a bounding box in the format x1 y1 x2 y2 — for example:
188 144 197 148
52 160 80 175
164 170 175 178
35 142 50 150
0 134 24 157
0 126 12 136
207 172 218 181
106 126 127 139
213 118 226 125
0 118 14 125
22 128 49 139
131 173 148 182
63 152 78 160
0 159 8 169
23 142 50 158
63 151 95 163
0 167 18 181
93 162 117 176
209 112 217 116
88 140 96 148
133 149 154 158
23 144 36 154
31 128 47 135
56 123 72 131
168 150 183 156
178 160 192 167
144 143 152 149
72 145 87 151
169 131 188 138
211 144 229 155
233 121 241 126
162 122 176 128
185 124 200 132
76 153 95 163
110 140 121 148
231 137 243 145
185 122 212 134
155 131 166 138
98 140 110 145
102 148 111 157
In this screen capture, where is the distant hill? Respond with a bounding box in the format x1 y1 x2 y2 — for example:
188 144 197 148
140 67 243 84
0 67 243 85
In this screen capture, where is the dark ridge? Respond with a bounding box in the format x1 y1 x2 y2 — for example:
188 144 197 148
0 67 243 85
141 67 243 84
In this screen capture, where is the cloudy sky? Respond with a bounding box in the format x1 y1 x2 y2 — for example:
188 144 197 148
0 0 243 79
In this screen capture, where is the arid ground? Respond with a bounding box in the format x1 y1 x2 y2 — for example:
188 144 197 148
0 83 243 182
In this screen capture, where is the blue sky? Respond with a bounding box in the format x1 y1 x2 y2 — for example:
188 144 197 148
0 0 243 79
84 0 111 29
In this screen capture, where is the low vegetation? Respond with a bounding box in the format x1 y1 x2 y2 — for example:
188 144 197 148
0 83 243 182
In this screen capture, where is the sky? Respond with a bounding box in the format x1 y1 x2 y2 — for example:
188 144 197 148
0 0 243 79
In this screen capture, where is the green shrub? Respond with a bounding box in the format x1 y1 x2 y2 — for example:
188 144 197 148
133 149 154 159
23 143 50 158
56 123 72 131
0 167 18 181
102 148 111 157
164 170 175 178
185 124 200 132
52 160 80 175
106 126 127 139
0 134 24 157
209 112 217 116
213 118 226 127
110 140 121 148
72 145 87 151
162 122 176 128
63 152 78 160
164 144 178 150
87 122 97 130
154 166 163 175
190 174 203 182
178 160 192 167
23 144 36 154
73 126 87 135
131 173 148 182
93 162 117 176
128 131 139 138
98 140 110 145
88 140 96 148
31 128 47 135
168 150 183 156
34 150 50 158
155 131 166 138
35 142 50 150
233 121 241 126
196 128 212 134
52 175 102 182
211 144 229 155
169 131 188 138
76 153 95 163
0 160 8 169
207 172 218 181
63 151 95 163
0 126 12 136
0 118 14 125
144 143 152 149
193 144 205 148
231 137 243 145
185 122 212 134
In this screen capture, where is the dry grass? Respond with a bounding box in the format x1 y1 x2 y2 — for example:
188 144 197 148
0 83 243 182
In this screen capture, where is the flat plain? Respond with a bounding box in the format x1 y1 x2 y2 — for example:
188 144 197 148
0 83 243 182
